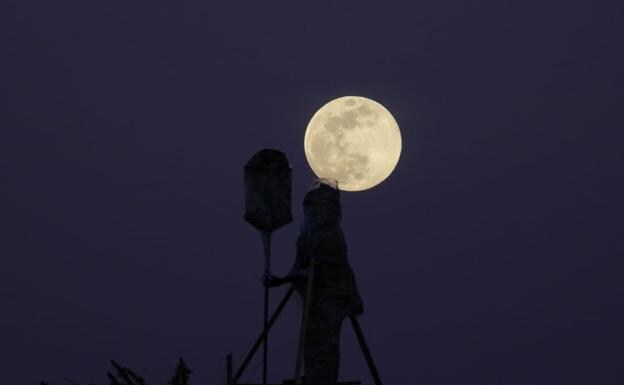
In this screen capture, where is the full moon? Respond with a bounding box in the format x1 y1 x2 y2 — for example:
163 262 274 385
304 96 402 191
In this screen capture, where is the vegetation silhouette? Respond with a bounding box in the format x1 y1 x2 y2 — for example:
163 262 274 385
40 357 191 385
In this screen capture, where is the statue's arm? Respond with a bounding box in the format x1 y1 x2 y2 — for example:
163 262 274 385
283 267 307 283
263 265 307 288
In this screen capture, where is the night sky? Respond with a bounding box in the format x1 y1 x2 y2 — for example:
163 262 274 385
2 1 623 384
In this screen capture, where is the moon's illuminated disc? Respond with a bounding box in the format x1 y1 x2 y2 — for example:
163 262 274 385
304 96 402 191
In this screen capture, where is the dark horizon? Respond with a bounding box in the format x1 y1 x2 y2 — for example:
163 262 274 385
2 1 623 384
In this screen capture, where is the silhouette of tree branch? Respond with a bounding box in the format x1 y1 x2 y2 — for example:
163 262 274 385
40 357 191 385
109 360 145 385
168 358 191 385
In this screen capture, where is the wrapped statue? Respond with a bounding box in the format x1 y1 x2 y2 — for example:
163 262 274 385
264 178 363 385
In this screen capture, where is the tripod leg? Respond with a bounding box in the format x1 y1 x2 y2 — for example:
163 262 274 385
233 285 296 384
294 258 316 385
349 315 383 385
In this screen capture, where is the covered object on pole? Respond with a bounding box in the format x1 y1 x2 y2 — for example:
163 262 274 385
244 148 293 233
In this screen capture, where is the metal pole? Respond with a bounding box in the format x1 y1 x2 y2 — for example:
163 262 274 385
226 354 233 385
233 285 296 384
349 315 383 385
294 257 315 385
261 231 271 385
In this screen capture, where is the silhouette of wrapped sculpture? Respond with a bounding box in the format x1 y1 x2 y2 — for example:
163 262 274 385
266 179 363 385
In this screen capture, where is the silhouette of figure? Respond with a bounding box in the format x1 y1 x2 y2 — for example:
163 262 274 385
265 179 363 385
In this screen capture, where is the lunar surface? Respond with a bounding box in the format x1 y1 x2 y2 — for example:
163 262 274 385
304 96 402 191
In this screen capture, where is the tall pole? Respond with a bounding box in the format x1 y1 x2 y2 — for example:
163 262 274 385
261 231 272 385
226 354 233 385
233 285 296 384
294 257 315 385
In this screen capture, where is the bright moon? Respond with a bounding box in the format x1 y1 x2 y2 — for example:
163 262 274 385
304 96 402 191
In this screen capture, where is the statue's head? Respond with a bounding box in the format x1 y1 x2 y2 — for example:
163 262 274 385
303 178 342 226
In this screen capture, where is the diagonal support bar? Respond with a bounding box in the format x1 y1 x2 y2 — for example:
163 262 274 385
349 315 383 385
233 285 296 384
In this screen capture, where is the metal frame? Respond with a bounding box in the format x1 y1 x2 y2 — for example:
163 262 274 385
226 273 383 385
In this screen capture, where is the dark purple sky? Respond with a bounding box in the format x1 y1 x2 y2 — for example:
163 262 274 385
2 1 623 384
